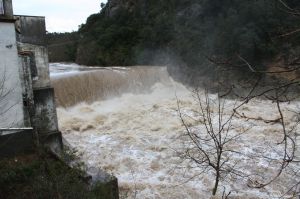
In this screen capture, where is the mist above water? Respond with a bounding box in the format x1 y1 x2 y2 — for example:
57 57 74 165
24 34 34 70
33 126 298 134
51 63 300 198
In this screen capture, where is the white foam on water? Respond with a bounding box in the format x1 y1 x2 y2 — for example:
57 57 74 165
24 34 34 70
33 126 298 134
55 65 300 199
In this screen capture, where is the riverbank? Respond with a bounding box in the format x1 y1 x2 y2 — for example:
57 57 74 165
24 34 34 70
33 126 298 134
0 149 118 199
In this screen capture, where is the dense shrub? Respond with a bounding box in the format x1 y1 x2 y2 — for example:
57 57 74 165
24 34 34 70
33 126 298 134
0 152 115 199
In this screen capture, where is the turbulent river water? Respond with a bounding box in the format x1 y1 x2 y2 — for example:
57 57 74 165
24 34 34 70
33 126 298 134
50 63 300 199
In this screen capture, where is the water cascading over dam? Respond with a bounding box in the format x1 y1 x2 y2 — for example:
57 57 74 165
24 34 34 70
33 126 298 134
51 63 300 199
51 65 171 107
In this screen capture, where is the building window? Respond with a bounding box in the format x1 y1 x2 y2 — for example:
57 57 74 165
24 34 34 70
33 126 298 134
0 0 4 15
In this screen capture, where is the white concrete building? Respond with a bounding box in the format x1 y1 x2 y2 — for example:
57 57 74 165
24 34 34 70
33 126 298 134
0 0 62 157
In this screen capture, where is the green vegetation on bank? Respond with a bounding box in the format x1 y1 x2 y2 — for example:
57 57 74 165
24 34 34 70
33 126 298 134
47 32 79 62
48 0 300 74
0 151 117 199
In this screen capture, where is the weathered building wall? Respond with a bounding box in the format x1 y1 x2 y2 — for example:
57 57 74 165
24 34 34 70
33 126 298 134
15 15 62 154
32 88 62 154
0 0 4 15
16 15 51 88
18 52 34 127
17 43 51 88
0 0 62 158
2 0 13 18
0 22 25 128
32 88 58 135
15 16 46 46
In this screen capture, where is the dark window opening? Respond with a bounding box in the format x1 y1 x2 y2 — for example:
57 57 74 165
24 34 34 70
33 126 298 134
19 51 38 81
29 54 38 79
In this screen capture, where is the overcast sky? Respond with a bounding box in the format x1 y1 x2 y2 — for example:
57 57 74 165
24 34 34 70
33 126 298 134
13 0 107 33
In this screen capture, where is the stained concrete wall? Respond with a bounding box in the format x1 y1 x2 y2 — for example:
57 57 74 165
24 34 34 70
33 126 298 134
32 87 62 154
0 22 25 128
18 52 35 127
15 15 46 46
17 43 51 88
0 0 4 15
16 15 51 89
15 15 62 154
32 88 58 134
2 0 13 18
0 1 63 158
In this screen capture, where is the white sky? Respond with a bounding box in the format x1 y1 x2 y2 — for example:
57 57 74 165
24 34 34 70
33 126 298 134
12 0 107 33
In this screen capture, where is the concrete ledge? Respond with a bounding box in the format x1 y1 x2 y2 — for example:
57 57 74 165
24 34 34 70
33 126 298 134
0 129 34 158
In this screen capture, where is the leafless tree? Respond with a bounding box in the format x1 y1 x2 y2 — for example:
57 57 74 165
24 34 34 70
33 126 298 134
244 88 300 197
177 28 300 194
176 89 252 196
0 67 17 128
209 60 300 197
177 80 300 197
176 1 300 197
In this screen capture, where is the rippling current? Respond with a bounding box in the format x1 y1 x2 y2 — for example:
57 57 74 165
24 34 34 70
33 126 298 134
50 63 300 199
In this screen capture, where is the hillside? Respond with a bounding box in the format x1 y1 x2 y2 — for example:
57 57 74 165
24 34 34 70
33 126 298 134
47 32 78 62
48 0 300 76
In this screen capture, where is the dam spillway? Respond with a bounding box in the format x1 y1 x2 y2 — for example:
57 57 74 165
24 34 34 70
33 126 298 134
51 63 300 199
